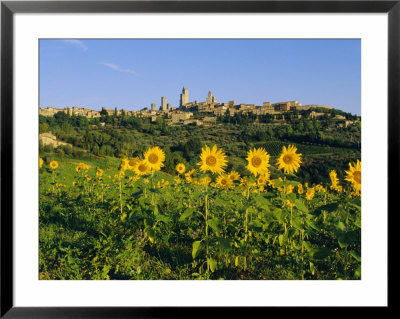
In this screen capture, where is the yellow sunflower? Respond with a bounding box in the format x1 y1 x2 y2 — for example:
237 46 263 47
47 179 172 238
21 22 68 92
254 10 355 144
76 162 89 173
120 158 130 171
144 146 165 171
306 187 315 201
174 177 182 185
39 158 44 169
199 176 212 187
297 183 304 194
128 157 140 170
246 147 271 176
276 145 302 174
49 160 58 170
257 174 268 186
268 179 276 188
329 170 339 188
228 171 241 181
176 163 186 174
345 160 361 192
197 144 227 175
132 160 151 176
185 169 196 182
216 174 233 189
240 177 249 187
286 200 295 208
285 184 294 194
96 167 104 177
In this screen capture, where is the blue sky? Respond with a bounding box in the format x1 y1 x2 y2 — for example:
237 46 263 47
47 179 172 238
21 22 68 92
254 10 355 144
39 39 361 115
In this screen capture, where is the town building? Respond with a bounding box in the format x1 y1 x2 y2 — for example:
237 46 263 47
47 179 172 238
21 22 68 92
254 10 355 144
39 87 342 125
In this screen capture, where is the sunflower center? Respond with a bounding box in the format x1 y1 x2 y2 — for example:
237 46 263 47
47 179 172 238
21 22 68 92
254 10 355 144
353 171 361 184
283 154 292 164
206 155 217 166
139 164 147 172
129 159 137 166
148 154 159 164
251 157 262 167
221 179 227 185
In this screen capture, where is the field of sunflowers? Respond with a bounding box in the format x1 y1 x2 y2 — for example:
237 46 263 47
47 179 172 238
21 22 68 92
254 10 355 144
39 144 361 280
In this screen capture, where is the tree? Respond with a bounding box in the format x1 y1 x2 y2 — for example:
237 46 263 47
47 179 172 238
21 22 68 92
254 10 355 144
39 122 49 133
100 107 108 116
92 144 100 156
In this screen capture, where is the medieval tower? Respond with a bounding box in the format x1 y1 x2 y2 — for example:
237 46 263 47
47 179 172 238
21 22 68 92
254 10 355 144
161 96 167 111
180 87 189 107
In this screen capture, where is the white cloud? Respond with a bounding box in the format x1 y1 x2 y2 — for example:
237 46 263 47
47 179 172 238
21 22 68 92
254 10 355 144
61 39 88 51
99 62 137 75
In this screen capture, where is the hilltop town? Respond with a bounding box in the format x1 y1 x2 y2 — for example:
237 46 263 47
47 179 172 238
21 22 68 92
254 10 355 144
40 87 357 127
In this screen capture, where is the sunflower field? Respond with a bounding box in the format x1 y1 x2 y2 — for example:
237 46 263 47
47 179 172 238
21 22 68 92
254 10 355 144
39 144 361 280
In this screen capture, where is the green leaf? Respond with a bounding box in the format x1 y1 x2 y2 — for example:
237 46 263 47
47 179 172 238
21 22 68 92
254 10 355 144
286 192 297 202
217 237 231 250
294 199 308 213
209 258 217 272
208 218 222 233
272 208 283 222
350 250 361 262
153 205 159 215
155 214 171 223
292 240 300 250
192 241 202 259
146 228 156 244
338 234 351 248
214 198 229 207
286 180 300 186
354 265 361 278
179 208 195 221
274 178 284 187
278 234 285 246
287 227 296 238
312 202 340 216
348 197 361 210
306 219 320 231
290 217 303 230
337 221 346 231
254 196 271 211
309 247 330 260
310 262 316 275
248 220 263 232
303 241 312 251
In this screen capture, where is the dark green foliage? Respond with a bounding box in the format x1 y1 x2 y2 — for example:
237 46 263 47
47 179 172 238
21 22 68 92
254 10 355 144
39 112 360 184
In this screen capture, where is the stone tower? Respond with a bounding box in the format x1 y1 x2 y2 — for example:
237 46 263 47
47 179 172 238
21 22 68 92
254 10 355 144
161 97 167 111
151 103 156 112
180 87 189 107
206 91 212 104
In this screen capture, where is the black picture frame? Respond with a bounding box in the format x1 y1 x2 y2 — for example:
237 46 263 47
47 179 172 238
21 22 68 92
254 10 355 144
1 0 395 317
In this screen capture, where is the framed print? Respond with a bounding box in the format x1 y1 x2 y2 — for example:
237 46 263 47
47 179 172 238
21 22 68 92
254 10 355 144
1 0 395 317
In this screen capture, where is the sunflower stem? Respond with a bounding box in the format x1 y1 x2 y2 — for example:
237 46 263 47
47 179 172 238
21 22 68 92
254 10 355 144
301 230 305 280
119 175 123 216
244 185 250 242
205 190 209 273
245 208 249 242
